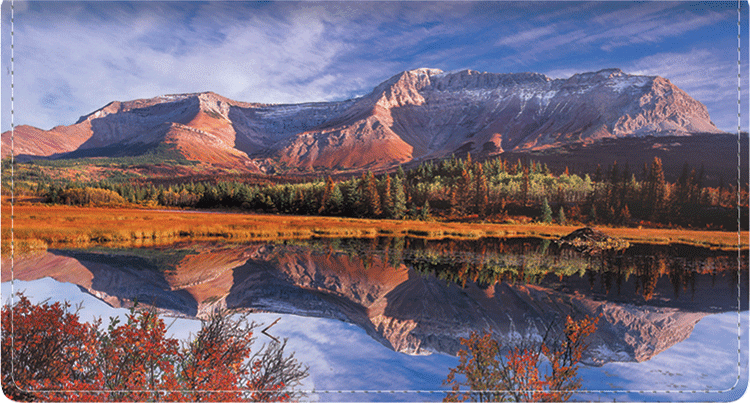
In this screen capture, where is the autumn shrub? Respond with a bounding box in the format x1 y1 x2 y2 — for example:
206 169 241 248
444 315 599 402
55 187 126 207
1 295 308 402
1 295 101 402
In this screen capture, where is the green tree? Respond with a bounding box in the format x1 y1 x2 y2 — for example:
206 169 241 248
643 157 667 220
474 163 489 218
340 179 363 217
521 166 530 207
363 171 382 217
328 184 344 215
381 175 394 218
420 200 431 220
557 206 566 225
391 175 407 220
318 176 335 214
540 197 553 224
396 165 406 179
452 168 474 217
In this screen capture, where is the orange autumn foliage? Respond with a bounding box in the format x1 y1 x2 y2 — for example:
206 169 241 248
1 295 307 402
444 315 599 402
1 295 102 402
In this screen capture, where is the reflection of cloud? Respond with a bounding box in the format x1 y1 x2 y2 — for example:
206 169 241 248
1 278 457 400
577 311 748 401
2 278 746 402
251 312 457 396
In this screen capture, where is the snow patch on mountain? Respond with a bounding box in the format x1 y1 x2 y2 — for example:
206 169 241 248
1 68 725 169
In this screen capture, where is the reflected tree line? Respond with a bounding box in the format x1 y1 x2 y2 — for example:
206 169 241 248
77 236 744 307
285 237 744 304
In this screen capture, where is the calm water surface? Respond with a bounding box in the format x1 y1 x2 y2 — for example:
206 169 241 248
2 236 747 401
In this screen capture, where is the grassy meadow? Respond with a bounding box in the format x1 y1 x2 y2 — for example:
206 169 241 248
2 203 747 255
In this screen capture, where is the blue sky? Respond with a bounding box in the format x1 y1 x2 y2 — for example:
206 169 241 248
1 1 748 133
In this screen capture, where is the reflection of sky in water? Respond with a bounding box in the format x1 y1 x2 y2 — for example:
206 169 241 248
2 278 747 402
576 311 748 402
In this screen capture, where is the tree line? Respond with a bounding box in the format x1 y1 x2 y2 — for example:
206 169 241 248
39 154 747 230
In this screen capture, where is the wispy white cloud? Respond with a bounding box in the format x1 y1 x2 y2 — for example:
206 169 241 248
494 3 733 66
0 1 744 134
4 1 485 130
496 26 556 47
592 9 728 50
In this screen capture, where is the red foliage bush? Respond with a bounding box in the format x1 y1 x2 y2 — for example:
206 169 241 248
444 315 599 402
1 295 307 402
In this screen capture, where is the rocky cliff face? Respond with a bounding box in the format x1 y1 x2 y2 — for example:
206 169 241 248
1 68 723 171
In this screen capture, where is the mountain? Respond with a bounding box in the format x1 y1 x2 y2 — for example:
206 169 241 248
1 68 723 172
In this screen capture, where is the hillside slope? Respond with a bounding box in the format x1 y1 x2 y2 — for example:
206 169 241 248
1 68 723 172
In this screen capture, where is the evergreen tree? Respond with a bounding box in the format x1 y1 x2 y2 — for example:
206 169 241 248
363 171 382 217
327 184 344 215
450 186 462 216
409 203 419 220
608 161 621 213
474 163 489 217
420 200 431 220
644 157 667 220
540 197 553 224
692 165 705 204
557 206 566 225
450 168 473 217
381 175 394 218
391 175 407 220
318 176 335 214
341 180 364 217
396 165 406 179
521 166 530 207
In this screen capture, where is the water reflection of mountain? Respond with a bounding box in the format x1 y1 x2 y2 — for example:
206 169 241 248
3 238 746 365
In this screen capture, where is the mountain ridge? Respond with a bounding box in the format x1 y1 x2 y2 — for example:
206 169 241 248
1 68 724 172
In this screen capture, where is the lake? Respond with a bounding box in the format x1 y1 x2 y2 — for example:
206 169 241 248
2 236 747 401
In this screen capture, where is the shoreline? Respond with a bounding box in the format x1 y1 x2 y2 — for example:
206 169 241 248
2 203 747 253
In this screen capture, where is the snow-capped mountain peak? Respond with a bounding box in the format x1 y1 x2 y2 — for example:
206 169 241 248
2 68 723 172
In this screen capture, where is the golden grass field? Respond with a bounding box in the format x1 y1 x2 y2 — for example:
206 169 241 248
2 203 748 254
